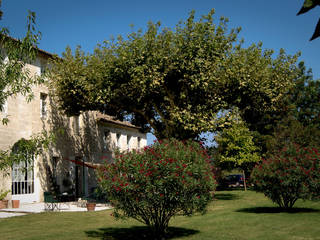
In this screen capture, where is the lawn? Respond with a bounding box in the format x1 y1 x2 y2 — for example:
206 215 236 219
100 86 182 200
0 190 319 240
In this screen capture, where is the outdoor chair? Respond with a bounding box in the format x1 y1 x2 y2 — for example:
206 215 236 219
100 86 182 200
44 192 59 211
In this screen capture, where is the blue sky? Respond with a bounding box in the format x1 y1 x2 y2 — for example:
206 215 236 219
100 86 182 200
1 0 319 144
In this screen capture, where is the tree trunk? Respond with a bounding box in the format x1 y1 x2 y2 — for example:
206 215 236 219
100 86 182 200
242 169 247 191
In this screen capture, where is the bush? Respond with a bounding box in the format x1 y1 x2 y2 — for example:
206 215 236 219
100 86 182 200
97 139 216 239
251 144 320 209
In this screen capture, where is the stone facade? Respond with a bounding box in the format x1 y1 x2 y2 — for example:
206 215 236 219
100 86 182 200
0 48 147 203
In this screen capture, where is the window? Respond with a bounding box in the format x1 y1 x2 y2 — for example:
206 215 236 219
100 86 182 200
40 65 46 75
116 133 121 148
127 135 131 151
52 157 59 179
40 93 47 118
103 130 110 150
74 116 80 134
12 157 34 195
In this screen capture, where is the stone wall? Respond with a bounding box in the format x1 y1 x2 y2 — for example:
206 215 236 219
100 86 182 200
0 52 147 202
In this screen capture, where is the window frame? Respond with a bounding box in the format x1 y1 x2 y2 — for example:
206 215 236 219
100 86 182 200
40 93 48 119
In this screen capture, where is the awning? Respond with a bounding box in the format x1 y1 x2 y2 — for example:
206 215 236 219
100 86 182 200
63 158 102 169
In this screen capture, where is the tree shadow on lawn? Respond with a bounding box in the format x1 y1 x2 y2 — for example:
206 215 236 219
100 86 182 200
236 207 320 214
214 192 240 201
85 226 199 240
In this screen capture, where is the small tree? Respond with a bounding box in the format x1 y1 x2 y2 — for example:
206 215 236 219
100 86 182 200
0 6 42 124
214 111 260 190
251 144 320 209
97 139 216 239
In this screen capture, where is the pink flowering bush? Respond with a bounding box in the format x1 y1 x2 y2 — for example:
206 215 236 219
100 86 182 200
97 139 216 239
251 144 320 209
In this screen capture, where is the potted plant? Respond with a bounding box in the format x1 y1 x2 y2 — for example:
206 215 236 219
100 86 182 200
12 199 20 208
86 201 96 211
0 190 10 209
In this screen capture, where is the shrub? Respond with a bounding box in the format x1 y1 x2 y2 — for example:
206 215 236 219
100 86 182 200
97 139 216 239
251 144 320 209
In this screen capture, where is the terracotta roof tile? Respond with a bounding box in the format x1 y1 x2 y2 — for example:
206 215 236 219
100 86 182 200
96 112 141 129
1 34 55 58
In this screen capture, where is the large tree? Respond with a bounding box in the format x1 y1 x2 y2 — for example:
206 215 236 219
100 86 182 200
51 9 299 140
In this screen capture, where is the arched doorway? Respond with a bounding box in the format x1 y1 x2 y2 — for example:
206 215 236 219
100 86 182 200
11 138 39 203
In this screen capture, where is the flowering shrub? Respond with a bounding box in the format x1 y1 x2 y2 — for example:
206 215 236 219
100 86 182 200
251 144 320 209
97 139 216 239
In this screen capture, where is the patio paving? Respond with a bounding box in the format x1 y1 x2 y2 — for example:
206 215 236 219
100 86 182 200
0 202 112 218
0 212 26 218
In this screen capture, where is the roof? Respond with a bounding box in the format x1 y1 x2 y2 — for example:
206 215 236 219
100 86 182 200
96 112 141 130
0 34 55 59
1 35 145 132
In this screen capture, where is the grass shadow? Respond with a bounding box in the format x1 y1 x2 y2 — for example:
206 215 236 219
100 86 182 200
236 207 320 214
85 226 199 240
214 192 240 201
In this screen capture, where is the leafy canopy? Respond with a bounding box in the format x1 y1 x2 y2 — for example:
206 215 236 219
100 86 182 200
51 9 299 140
264 62 320 155
213 109 260 171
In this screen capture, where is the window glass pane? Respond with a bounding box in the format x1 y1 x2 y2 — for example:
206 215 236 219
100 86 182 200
12 157 34 195
116 133 121 148
40 93 47 118
127 135 131 150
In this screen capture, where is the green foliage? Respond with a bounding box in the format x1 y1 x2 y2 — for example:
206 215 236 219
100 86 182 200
51 9 299 141
264 62 320 155
0 189 10 200
97 139 216 239
213 110 260 171
225 45 299 141
0 131 54 173
265 117 320 155
297 0 320 40
0 9 42 124
249 61 320 156
290 62 320 128
251 144 320 209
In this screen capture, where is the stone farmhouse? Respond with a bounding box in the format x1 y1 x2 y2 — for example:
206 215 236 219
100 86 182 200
0 42 147 204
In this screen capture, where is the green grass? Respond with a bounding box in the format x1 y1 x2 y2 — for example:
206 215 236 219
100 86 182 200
1 190 320 240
